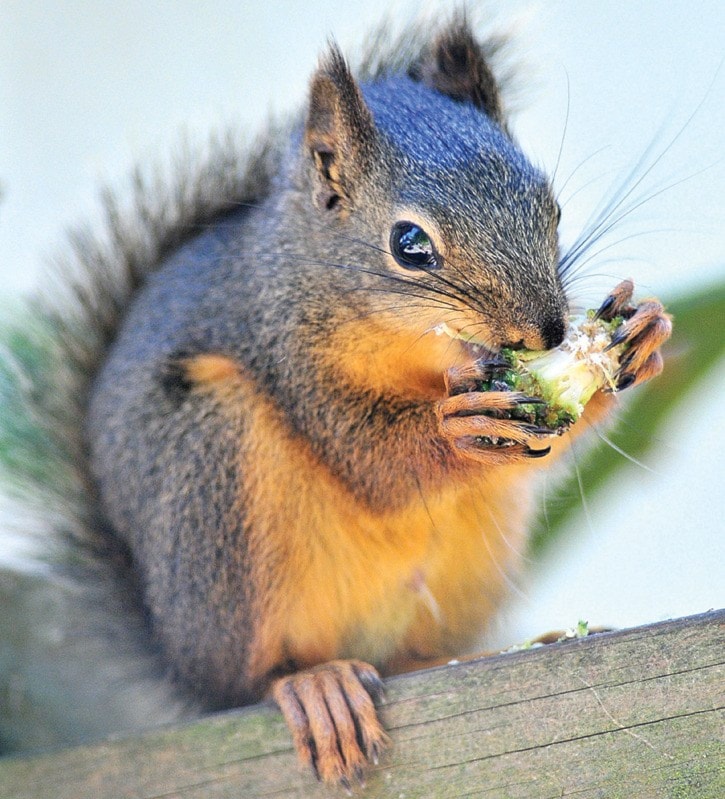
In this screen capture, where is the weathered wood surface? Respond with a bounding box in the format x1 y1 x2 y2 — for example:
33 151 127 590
1 610 722 799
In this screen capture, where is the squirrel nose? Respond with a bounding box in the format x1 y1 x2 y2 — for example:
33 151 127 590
541 316 567 349
503 315 567 352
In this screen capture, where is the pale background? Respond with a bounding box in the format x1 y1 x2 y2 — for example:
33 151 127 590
1 1 723 645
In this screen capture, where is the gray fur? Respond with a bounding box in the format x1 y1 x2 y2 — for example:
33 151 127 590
0 130 283 752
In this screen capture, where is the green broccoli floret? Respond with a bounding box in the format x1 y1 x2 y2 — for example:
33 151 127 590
443 311 625 433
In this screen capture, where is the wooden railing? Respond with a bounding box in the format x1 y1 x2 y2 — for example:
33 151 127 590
1 609 722 798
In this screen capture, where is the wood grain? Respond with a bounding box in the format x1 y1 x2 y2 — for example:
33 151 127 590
1 610 722 798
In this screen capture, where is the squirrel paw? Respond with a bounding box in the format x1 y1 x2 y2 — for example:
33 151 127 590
439 365 552 463
270 659 389 788
596 279 673 391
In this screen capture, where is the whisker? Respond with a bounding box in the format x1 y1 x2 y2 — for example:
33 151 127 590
330 227 483 312
561 160 717 279
567 434 595 539
561 226 678 284
549 70 571 187
591 425 659 475
485 501 532 567
478 516 529 601
560 78 718 281
556 146 612 201
282 253 468 307
339 286 460 312
337 302 458 327
335 226 502 315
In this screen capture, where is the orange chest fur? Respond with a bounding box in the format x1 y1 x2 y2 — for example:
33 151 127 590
238 383 533 673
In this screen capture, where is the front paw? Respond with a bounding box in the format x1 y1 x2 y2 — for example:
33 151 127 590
270 660 389 788
438 361 552 463
595 279 673 391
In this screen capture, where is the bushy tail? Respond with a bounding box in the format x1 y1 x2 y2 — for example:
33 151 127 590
0 127 283 754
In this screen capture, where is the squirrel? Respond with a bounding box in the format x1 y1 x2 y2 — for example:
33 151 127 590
0 14 672 789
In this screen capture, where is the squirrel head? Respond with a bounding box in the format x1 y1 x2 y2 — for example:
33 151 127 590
287 18 568 386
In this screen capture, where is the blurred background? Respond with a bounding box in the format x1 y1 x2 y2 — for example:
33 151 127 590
1 0 723 646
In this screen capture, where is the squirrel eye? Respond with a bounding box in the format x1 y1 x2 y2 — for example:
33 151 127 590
390 222 440 270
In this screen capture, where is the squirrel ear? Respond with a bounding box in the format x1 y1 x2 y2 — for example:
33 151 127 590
305 45 376 212
412 18 506 127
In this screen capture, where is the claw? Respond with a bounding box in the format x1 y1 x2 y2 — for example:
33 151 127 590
605 325 629 351
525 445 552 458
593 294 616 321
477 359 512 371
595 278 635 321
521 424 555 436
352 662 386 703
617 348 636 372
516 395 547 406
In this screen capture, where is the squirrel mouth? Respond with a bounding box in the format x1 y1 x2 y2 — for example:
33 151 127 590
433 322 497 360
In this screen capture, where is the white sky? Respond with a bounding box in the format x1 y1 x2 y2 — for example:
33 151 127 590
1 1 723 642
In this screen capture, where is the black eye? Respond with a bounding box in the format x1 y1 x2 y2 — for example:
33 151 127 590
390 222 440 270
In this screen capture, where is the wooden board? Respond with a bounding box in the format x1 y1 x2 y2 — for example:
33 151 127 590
1 609 723 798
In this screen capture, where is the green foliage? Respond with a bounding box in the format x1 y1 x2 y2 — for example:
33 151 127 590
0 306 77 502
529 278 725 558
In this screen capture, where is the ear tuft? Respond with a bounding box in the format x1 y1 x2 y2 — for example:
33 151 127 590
411 17 506 126
304 44 377 212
